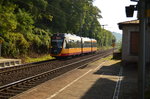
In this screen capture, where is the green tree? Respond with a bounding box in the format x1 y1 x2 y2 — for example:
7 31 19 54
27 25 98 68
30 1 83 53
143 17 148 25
0 0 116 57
0 3 17 34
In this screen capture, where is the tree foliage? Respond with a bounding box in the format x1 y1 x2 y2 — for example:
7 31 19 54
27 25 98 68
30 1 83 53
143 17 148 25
0 0 116 57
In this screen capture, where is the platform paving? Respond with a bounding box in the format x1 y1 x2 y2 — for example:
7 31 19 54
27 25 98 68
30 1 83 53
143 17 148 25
11 57 137 99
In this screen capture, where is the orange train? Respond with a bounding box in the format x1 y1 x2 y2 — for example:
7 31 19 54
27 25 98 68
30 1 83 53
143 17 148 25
50 33 97 58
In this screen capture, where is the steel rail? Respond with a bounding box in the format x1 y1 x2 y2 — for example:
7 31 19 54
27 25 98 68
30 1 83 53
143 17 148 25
0 50 112 92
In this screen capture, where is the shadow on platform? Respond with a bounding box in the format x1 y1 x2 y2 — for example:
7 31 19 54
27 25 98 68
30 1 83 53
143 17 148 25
81 78 116 99
94 62 121 76
81 62 138 99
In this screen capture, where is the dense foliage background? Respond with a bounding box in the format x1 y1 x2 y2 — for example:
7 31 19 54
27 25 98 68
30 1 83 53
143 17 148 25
0 0 115 57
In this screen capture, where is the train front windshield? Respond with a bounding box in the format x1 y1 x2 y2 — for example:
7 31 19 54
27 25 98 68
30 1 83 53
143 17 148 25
51 39 63 48
50 37 64 55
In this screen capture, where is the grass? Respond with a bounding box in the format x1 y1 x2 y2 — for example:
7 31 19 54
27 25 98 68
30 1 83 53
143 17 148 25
100 55 113 61
0 54 54 64
0 57 5 59
104 55 113 60
24 54 54 63
99 55 121 62
98 46 113 50
91 55 113 64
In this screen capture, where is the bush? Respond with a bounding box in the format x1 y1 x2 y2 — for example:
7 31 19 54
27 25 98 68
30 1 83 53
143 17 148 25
30 28 50 54
16 9 34 34
2 33 29 57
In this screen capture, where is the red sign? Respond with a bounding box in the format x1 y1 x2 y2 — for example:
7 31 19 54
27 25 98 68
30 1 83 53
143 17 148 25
112 43 115 47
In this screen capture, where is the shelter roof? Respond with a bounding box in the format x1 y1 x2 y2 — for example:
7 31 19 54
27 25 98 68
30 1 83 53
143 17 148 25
118 20 139 29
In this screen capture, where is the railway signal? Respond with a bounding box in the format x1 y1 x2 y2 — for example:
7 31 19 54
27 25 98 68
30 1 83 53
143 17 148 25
112 39 116 54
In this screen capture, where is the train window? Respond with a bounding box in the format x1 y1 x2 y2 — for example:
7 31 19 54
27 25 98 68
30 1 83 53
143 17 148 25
65 40 72 48
83 41 91 48
77 40 81 48
65 39 81 48
92 42 97 47
70 40 76 48
68 40 72 48
65 40 69 49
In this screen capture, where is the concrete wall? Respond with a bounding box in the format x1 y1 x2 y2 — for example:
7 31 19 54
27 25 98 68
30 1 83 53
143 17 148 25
122 25 139 62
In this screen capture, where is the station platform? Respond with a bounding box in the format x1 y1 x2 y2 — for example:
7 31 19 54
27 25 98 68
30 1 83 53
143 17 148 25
11 57 137 99
0 59 21 67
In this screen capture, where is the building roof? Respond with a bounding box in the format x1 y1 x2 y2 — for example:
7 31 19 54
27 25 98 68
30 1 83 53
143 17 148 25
118 20 139 29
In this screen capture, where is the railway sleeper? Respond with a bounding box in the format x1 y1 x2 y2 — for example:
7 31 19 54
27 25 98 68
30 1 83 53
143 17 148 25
0 91 15 96
16 83 32 87
30 79 45 83
4 89 22 93
20 84 34 88
20 82 35 86
12 87 27 91
26 82 36 85
38 75 45 79
0 95 11 99
14 85 31 89
22 81 36 86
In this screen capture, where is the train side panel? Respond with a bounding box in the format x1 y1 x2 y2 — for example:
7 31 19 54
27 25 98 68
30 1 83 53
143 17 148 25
60 48 82 56
82 37 92 54
82 48 92 53
91 40 97 52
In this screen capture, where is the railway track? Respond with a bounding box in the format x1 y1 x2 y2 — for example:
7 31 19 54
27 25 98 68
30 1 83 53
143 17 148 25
0 49 113 99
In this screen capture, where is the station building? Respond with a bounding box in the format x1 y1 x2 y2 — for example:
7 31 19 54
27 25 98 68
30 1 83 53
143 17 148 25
118 20 150 65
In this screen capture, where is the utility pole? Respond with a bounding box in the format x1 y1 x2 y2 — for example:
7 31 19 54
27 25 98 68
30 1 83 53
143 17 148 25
100 24 108 46
101 24 108 29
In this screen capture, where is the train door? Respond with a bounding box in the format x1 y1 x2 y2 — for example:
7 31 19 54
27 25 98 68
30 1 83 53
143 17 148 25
91 40 93 52
81 38 83 54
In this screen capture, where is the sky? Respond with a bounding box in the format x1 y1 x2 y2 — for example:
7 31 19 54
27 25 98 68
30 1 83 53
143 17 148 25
93 0 138 33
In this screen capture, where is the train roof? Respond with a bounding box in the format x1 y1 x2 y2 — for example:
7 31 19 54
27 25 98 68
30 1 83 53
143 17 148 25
81 37 91 41
52 33 97 41
64 33 81 40
91 39 97 41
52 33 77 37
52 33 80 39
